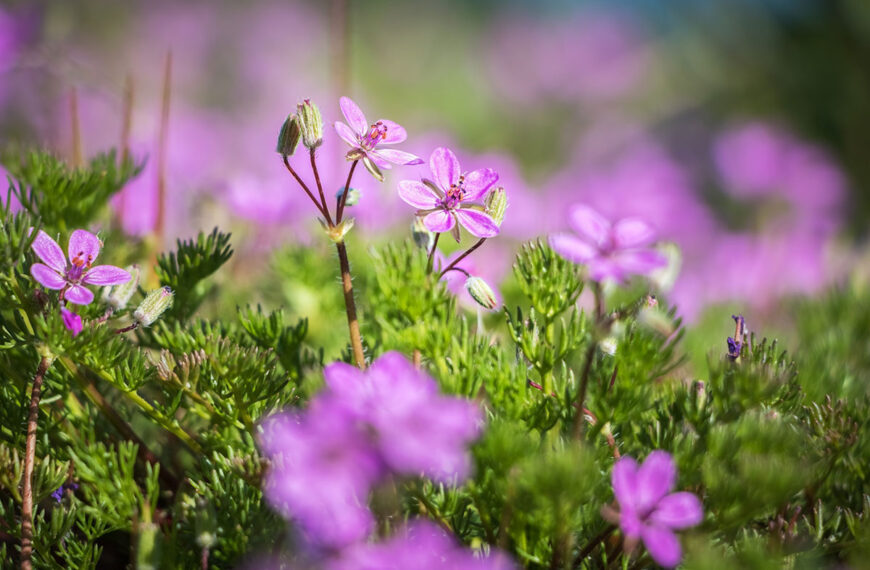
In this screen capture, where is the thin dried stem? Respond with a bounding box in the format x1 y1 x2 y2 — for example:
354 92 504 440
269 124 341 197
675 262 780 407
310 149 334 226
283 155 328 218
336 159 359 222
20 356 52 570
438 238 486 278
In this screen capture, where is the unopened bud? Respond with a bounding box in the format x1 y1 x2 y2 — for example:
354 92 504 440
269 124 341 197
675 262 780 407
484 187 507 226
133 286 174 326
276 114 301 156
104 264 140 310
335 186 361 207
296 99 323 149
412 217 434 251
465 277 499 310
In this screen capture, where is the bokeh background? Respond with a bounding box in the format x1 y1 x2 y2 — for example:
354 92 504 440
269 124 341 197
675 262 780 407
2 0 869 358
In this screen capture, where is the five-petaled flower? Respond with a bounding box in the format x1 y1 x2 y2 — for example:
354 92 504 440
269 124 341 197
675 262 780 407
398 147 500 242
334 96 423 179
607 451 703 568
30 229 131 305
549 204 666 282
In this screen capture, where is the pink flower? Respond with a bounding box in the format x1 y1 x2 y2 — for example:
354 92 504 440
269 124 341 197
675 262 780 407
334 96 422 174
323 352 481 483
328 519 515 570
398 147 500 241
30 229 131 305
610 451 703 568
549 204 665 282
60 307 83 337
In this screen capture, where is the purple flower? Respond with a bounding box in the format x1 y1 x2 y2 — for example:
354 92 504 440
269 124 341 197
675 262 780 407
334 96 422 174
549 204 666 282
726 314 746 361
30 230 131 305
260 404 382 549
60 307 83 337
398 147 500 242
328 519 516 570
51 482 79 503
323 352 482 483
610 451 703 568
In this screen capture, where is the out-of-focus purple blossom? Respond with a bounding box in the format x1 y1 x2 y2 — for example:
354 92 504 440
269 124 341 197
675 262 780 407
259 406 381 549
60 307 83 337
609 451 703 568
487 11 650 104
399 147 500 241
51 482 79 503
549 204 666 282
323 352 482 482
334 96 422 174
328 519 516 570
30 229 131 305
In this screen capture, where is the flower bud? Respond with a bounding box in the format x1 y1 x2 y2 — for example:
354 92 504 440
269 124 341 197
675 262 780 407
335 186 361 207
60 307 83 337
296 99 323 149
276 114 301 156
133 286 174 326
411 217 434 251
465 277 498 310
484 187 507 227
104 264 140 310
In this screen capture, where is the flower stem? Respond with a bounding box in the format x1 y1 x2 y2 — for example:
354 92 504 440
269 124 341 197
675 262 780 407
309 148 334 226
20 355 52 570
438 238 486 278
572 283 604 440
336 241 366 369
572 525 616 568
283 155 328 219
336 159 359 222
426 232 441 274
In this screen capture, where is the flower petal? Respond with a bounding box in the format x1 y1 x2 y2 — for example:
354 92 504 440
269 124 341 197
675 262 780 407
371 148 423 166
549 233 597 264
462 168 499 201
423 210 455 233
335 121 361 148
613 218 656 249
611 249 667 278
68 230 101 266
398 180 440 209
640 524 682 568
339 96 367 134
635 451 676 512
611 456 639 510
650 492 703 530
455 208 499 238
31 230 67 272
569 205 611 247
30 263 67 289
429 147 460 190
378 120 407 144
83 265 131 286
64 285 94 305
60 308 83 337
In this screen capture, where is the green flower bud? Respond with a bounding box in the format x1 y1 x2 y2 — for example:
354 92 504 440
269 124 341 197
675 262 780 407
335 186 361 207
133 286 174 326
276 114 301 156
484 187 508 227
103 264 140 310
412 217 434 251
296 99 323 150
465 277 499 310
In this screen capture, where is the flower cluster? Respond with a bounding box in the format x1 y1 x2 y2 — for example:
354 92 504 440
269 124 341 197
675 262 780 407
259 352 483 549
